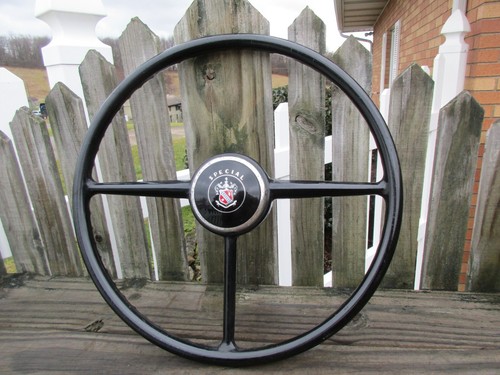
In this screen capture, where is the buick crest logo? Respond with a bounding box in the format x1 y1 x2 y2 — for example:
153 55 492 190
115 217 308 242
208 173 246 213
215 177 237 208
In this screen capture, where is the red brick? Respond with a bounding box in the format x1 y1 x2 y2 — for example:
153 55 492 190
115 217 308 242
470 63 500 76
468 49 500 64
472 91 500 104
462 249 471 263
470 18 500 34
475 34 500 49
478 2 500 19
464 240 472 252
470 194 477 207
461 262 469 273
475 166 482 181
473 181 480 194
465 77 497 90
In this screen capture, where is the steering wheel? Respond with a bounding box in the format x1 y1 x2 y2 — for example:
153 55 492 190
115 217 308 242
73 34 402 366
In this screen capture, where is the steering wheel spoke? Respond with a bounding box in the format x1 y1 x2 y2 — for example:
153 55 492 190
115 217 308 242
269 180 388 200
219 236 238 352
86 179 191 199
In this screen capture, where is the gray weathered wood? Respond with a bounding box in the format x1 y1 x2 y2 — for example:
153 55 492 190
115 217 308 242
0 251 5 276
0 131 48 275
385 64 433 289
118 18 187 281
467 120 500 292
288 7 326 287
79 51 151 279
1 276 499 373
422 91 484 290
331 36 372 288
9 108 83 276
46 82 116 278
174 0 276 285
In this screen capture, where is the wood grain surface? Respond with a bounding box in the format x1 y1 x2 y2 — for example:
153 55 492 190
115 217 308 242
0 276 498 374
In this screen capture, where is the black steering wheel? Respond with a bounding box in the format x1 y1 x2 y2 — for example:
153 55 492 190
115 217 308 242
73 34 402 366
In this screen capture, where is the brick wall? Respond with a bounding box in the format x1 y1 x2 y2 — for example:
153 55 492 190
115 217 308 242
372 0 452 105
371 0 500 290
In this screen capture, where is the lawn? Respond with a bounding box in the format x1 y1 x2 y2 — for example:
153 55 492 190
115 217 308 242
2 257 16 273
130 126 187 180
5 67 50 104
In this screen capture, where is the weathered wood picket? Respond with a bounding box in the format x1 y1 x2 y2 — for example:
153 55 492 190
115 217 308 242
0 0 497 293
422 92 484 290
467 120 500 292
288 7 325 287
80 50 152 279
174 0 276 285
46 82 117 278
0 131 47 275
10 108 83 277
118 18 187 281
384 64 433 289
330 36 371 288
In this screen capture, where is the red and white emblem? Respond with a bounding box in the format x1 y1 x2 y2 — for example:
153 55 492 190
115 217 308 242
215 177 238 209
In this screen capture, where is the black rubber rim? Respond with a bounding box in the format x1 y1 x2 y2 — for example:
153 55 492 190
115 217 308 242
73 34 402 366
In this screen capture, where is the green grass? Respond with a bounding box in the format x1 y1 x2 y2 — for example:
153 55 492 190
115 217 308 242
129 122 187 179
173 137 187 170
131 144 142 180
3 257 16 273
131 138 186 180
182 206 196 235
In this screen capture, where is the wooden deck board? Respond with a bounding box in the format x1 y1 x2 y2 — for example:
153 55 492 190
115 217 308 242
1 275 499 374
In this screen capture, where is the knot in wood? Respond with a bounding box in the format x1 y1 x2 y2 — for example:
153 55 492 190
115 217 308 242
205 68 216 80
295 115 318 134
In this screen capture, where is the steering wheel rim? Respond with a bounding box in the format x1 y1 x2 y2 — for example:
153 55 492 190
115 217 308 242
73 34 402 366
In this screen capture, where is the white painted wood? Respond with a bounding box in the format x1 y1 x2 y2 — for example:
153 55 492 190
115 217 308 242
35 0 112 100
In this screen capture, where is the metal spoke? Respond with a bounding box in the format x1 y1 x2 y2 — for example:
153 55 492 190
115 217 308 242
269 180 387 200
86 179 191 199
219 236 238 352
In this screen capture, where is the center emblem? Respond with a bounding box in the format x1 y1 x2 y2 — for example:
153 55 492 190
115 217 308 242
209 175 245 213
189 154 271 235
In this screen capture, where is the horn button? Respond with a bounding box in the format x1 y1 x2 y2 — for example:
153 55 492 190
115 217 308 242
189 154 271 236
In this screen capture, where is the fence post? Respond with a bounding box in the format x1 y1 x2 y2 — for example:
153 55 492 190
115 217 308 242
421 91 483 290
0 249 5 276
385 64 433 289
288 7 326 286
10 108 83 276
174 0 276 285
0 131 49 275
118 18 188 281
45 82 116 278
80 50 151 279
330 36 372 288
467 120 500 292
35 0 113 98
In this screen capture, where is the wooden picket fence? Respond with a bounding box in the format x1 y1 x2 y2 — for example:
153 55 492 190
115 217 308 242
0 0 497 292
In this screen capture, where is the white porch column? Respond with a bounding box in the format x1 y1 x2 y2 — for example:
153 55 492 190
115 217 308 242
0 68 30 259
35 0 113 100
415 8 470 289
